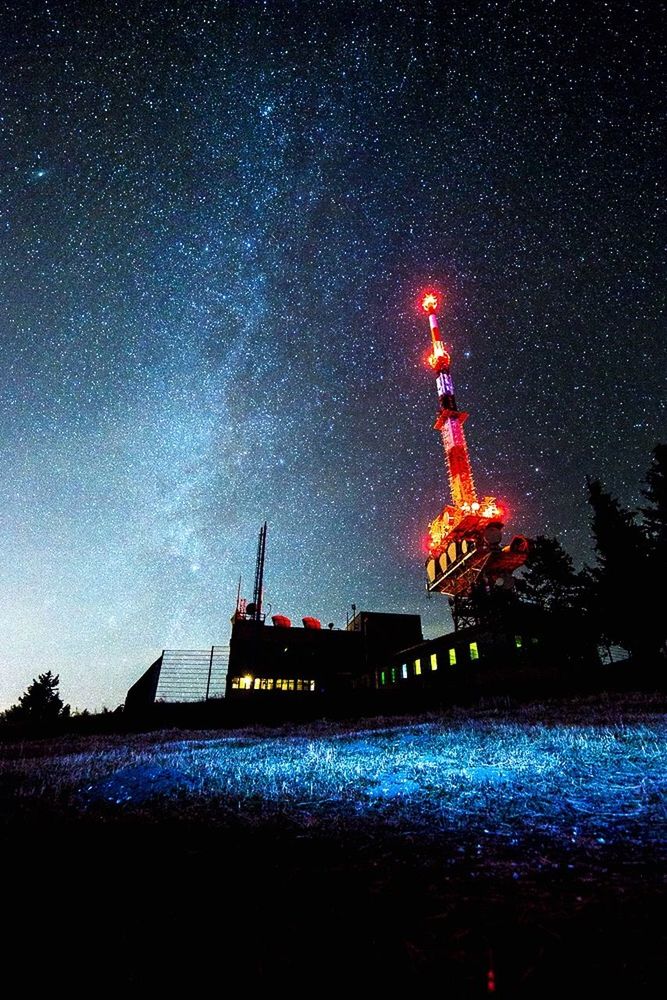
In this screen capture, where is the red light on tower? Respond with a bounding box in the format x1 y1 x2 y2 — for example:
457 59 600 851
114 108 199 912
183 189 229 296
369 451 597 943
421 292 438 314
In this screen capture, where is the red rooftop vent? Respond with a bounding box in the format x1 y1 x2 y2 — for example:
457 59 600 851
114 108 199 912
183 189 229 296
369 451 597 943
272 614 292 628
302 616 322 629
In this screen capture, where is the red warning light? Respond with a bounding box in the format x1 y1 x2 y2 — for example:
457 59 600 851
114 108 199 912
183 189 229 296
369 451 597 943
480 500 507 521
421 292 438 314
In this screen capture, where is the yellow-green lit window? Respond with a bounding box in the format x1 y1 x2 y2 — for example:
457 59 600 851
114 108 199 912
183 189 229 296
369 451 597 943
401 664 408 680
515 635 523 649
469 641 479 660
391 667 397 684
381 670 386 686
430 652 438 671
448 648 457 666
414 658 421 676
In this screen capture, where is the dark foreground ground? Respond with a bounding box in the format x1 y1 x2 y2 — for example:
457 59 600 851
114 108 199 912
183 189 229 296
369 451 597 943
2 695 664 996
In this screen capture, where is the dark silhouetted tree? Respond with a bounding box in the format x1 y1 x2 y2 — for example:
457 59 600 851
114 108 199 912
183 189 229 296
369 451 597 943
641 443 667 658
587 478 658 662
642 443 667 558
516 535 584 615
3 671 70 725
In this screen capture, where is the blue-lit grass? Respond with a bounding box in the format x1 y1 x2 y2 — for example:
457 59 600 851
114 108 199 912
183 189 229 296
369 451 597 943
1 698 664 858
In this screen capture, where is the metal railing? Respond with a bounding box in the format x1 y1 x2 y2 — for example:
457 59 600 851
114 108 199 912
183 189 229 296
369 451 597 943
154 646 229 703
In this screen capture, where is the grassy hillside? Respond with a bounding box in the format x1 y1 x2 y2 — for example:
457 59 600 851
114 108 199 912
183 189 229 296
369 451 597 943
1 695 664 995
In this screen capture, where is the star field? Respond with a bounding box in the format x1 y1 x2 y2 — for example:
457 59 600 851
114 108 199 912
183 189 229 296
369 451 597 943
0 1 664 709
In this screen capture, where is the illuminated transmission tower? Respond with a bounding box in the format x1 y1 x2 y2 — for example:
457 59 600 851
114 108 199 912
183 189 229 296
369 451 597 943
420 292 528 627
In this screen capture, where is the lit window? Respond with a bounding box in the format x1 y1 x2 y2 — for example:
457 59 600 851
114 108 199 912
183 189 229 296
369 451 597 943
430 652 438 671
469 642 479 661
254 677 261 690
275 679 283 690
267 678 274 690
414 659 421 676
391 667 397 684
288 679 295 691
448 648 457 666
231 677 240 689
309 680 315 691
381 671 386 686
515 635 523 649
240 675 253 690
401 664 408 680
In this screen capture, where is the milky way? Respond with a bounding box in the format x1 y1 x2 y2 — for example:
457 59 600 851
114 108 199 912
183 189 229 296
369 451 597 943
0 1 663 708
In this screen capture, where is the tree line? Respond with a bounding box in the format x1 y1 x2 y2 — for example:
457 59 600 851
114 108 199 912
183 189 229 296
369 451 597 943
517 443 666 664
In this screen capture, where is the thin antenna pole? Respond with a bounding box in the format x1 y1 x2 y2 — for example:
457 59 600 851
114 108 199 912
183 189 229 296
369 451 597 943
252 521 267 621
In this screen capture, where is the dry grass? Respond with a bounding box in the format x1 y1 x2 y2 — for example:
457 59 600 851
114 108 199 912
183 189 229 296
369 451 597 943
1 696 664 854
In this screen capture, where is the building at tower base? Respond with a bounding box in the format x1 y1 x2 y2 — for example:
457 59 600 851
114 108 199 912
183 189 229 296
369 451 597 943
226 610 424 698
358 605 600 705
125 602 600 720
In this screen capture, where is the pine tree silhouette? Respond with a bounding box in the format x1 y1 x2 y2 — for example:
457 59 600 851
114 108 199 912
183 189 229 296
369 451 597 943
586 477 658 662
3 671 70 724
516 535 584 615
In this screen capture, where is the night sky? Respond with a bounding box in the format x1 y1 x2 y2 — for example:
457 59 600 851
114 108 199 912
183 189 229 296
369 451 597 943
0 1 664 710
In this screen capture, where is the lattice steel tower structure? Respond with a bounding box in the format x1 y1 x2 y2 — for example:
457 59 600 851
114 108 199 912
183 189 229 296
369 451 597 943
420 292 529 628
